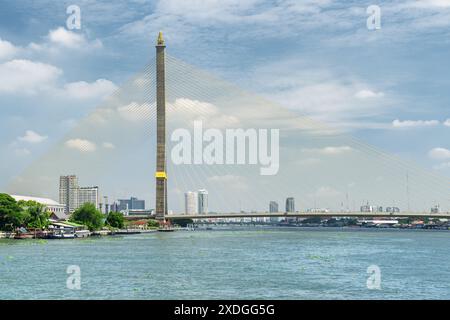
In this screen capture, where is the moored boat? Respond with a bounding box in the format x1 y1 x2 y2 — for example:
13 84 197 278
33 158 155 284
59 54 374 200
14 233 34 239
75 229 91 238
157 227 175 232
14 227 34 239
48 233 75 239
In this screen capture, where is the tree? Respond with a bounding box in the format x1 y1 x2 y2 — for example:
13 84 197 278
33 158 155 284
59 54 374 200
106 211 124 229
70 203 104 231
147 219 160 228
18 200 50 229
0 194 29 230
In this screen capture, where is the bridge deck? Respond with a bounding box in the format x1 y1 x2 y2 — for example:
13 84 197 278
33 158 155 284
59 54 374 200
124 212 450 220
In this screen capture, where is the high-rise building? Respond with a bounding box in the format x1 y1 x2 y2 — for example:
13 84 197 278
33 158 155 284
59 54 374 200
59 175 100 214
286 197 295 212
360 202 383 213
110 202 118 213
78 186 99 209
269 200 279 223
184 191 198 214
59 175 79 214
198 189 208 214
269 201 279 213
117 197 145 211
431 205 440 214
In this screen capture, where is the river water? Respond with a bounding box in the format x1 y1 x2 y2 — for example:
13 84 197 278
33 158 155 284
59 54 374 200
0 227 449 299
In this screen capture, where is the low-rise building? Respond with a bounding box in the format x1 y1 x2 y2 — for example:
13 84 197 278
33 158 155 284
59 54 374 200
11 195 68 221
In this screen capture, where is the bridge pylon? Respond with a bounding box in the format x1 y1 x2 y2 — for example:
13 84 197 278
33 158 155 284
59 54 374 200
155 31 167 223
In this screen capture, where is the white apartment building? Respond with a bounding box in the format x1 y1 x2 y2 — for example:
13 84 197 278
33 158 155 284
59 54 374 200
59 175 99 214
78 186 99 209
184 191 198 214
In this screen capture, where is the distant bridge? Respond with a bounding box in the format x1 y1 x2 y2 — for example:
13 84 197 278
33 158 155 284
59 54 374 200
124 211 450 221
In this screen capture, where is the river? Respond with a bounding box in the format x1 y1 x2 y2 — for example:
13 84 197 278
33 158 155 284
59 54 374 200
0 227 449 299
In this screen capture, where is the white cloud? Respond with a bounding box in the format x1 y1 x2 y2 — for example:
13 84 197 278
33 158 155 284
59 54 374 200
302 146 353 155
0 59 61 94
87 108 116 125
65 139 97 152
48 27 102 50
102 142 115 149
18 130 48 144
119 0 336 41
117 98 239 128
62 79 117 100
0 38 19 60
428 147 450 160
117 102 153 122
444 119 450 127
0 56 114 99
248 58 390 129
354 90 384 99
392 119 440 128
411 0 450 8
119 0 450 49
133 77 151 88
169 98 240 128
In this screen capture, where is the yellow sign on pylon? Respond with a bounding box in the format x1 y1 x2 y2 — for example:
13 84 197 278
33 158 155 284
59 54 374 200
155 171 167 179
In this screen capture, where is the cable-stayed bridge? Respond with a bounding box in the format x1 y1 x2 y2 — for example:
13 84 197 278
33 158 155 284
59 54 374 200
5 32 449 219
150 32 449 224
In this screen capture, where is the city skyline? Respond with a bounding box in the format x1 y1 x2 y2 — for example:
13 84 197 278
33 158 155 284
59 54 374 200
1 1 449 214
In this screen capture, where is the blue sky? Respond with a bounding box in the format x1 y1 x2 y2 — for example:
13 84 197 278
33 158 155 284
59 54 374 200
0 0 449 209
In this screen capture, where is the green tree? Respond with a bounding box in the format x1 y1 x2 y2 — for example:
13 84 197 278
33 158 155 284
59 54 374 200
0 194 29 230
70 203 104 231
18 200 50 229
106 211 124 229
147 219 160 228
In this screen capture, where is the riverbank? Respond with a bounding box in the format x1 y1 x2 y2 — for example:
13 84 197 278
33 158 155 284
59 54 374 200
0 228 159 240
2 223 449 241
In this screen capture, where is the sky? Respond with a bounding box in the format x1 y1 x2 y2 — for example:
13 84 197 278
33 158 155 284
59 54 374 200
0 0 449 212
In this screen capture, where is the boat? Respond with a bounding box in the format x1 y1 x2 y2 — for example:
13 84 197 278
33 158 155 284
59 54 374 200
157 227 175 232
14 227 34 239
47 231 75 239
14 233 34 239
75 229 91 238
116 229 142 234
47 221 90 239
47 229 75 239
